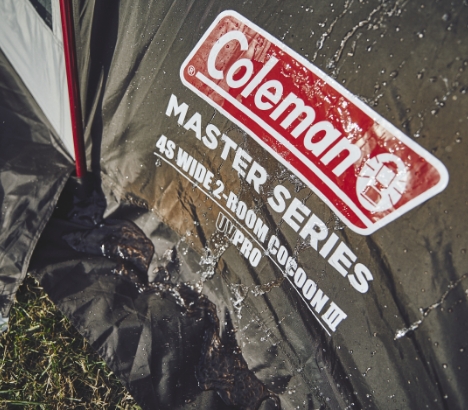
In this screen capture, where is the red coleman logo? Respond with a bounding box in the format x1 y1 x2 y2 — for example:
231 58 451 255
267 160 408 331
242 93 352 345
180 10 449 235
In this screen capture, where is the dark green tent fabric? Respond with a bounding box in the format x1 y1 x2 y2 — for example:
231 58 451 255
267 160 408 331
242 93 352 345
3 1 468 409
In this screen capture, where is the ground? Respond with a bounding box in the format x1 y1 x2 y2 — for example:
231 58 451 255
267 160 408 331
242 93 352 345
0 275 141 409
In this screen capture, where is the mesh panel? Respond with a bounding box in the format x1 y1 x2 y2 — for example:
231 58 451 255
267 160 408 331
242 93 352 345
28 0 52 29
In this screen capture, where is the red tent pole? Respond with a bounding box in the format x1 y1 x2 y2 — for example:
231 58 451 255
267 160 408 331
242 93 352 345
59 0 86 178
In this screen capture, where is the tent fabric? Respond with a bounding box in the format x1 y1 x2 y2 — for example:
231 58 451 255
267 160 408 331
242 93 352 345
2 0 468 409
0 0 74 156
0 48 73 325
31 179 333 409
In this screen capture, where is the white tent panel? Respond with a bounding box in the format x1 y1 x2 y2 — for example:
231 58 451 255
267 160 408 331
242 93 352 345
0 0 74 158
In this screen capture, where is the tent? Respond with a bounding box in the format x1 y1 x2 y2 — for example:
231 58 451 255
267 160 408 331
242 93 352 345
1 1 468 408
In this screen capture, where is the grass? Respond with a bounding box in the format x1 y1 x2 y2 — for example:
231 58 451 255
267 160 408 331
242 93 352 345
0 275 142 410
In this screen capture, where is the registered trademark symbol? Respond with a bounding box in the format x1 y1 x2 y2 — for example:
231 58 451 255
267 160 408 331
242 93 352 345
187 65 196 76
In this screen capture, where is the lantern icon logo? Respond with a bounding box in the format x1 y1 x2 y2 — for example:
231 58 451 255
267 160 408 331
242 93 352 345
356 154 408 212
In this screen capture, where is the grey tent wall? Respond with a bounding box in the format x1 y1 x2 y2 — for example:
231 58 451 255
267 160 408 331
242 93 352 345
52 1 468 408
4 1 468 409
0 49 73 328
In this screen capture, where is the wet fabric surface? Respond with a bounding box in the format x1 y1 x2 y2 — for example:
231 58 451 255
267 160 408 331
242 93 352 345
67 1 468 408
2 0 468 409
0 49 72 321
30 180 307 409
35 0 468 408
